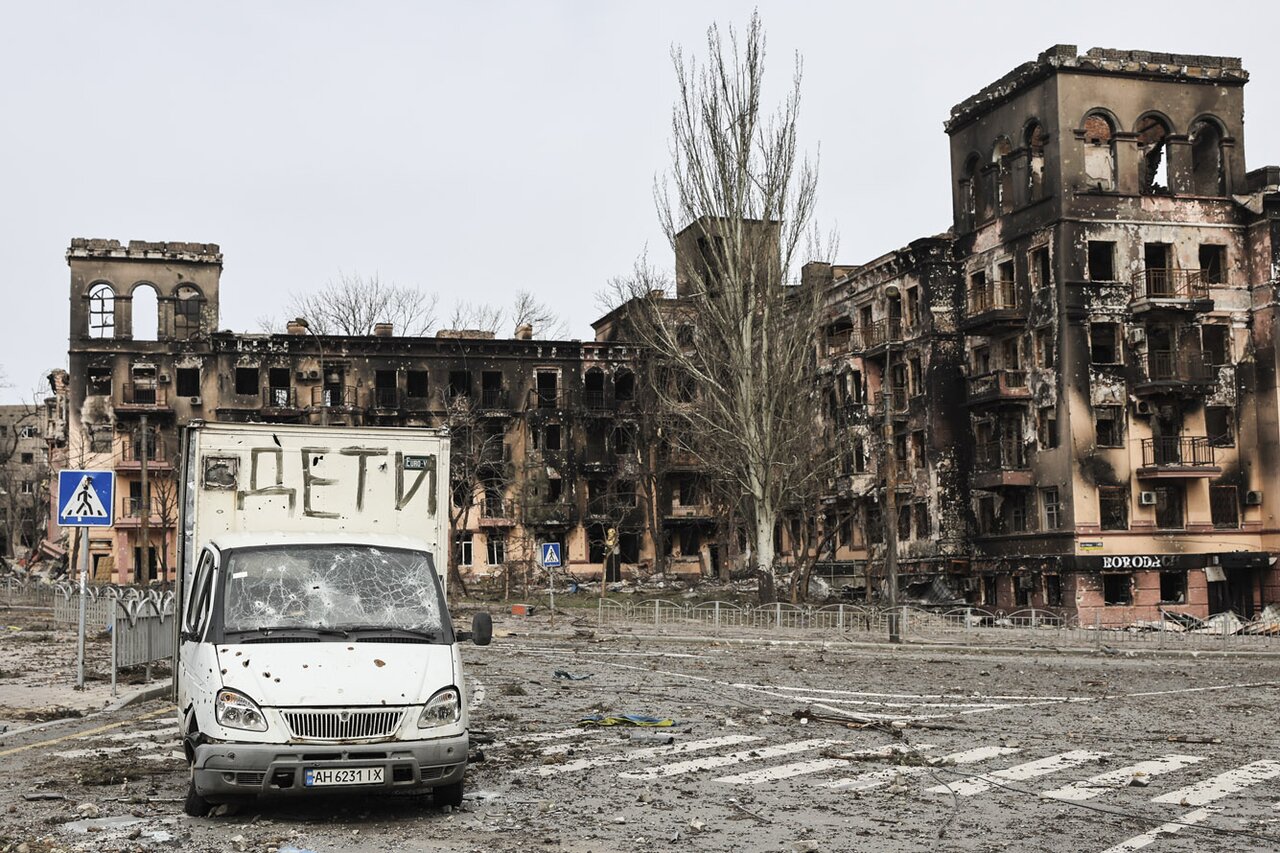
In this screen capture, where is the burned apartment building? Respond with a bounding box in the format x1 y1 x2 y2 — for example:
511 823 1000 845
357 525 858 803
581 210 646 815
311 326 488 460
806 46 1280 623
0 404 51 559
62 238 653 584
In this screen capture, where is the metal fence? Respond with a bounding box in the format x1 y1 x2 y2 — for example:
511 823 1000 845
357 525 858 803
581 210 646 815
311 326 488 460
596 600 1280 651
111 597 174 694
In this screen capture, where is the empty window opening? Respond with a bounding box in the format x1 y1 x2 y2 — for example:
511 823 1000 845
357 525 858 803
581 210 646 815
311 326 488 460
972 345 991 374
614 370 635 402
1087 241 1115 282
1036 327 1055 368
234 367 259 396
1090 322 1120 364
587 524 607 563
1095 405 1124 448
1026 121 1048 201
1199 245 1226 285
1137 115 1171 194
977 497 997 536
176 368 201 398
265 367 290 406
1001 337 1021 370
543 424 562 451
481 371 504 407
546 477 563 503
1160 571 1187 604
1099 485 1128 530
960 155 981 230
914 503 931 539
1006 491 1031 533
618 532 640 563
1082 113 1116 190
613 424 635 455
373 370 398 407
911 430 926 468
87 366 112 396
87 283 116 338
896 505 912 541
1206 406 1234 447
853 438 867 473
905 287 921 327
1211 485 1240 529
535 371 558 408
131 284 159 341
583 369 605 407
1189 119 1225 196
448 370 471 401
676 325 695 348
1038 407 1059 449
1103 573 1133 606
1154 485 1184 530
173 285 202 339
1045 574 1062 607
1031 247 1051 290
407 370 429 399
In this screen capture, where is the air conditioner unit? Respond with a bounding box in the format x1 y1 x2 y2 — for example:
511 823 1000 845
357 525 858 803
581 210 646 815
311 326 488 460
158 373 171 383
307 369 321 380
1245 490 1264 506
1127 327 1146 345
1139 491 1158 506
189 396 203 406
1134 400 1154 416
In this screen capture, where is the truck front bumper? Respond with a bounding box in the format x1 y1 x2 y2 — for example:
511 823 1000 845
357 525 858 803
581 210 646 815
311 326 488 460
191 733 468 799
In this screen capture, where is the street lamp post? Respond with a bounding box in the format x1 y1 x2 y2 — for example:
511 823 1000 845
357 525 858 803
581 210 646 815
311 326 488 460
881 286 902 644
299 319 328 427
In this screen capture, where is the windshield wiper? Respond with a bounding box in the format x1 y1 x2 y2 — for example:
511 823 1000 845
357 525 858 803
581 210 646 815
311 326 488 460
224 626 350 639
342 625 439 641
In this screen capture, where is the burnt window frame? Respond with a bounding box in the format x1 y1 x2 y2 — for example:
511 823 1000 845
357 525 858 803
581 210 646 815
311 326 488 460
233 366 259 396
1205 406 1234 447
1210 485 1240 529
175 367 201 398
1098 485 1128 531
1094 405 1125 448
1160 571 1188 604
1087 241 1116 282
87 282 116 339
1103 573 1133 606
1089 322 1121 365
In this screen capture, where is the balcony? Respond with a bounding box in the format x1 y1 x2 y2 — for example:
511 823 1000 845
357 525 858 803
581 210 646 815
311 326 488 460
972 438 1033 489
582 390 610 412
966 370 1031 407
262 386 299 412
479 389 510 412
1130 269 1214 314
1138 436 1220 478
479 500 512 527
524 503 572 526
117 438 171 471
866 386 908 419
368 387 402 411
961 281 1024 332
114 497 160 528
1133 351 1216 396
117 384 171 413
854 319 904 354
666 503 714 521
310 385 359 410
528 388 562 411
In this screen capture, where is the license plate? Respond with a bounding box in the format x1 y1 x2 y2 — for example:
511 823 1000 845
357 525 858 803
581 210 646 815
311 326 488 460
304 767 385 787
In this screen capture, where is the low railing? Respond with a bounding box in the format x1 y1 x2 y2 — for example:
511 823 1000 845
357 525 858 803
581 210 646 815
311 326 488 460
371 387 401 409
122 496 154 518
119 384 169 407
967 280 1020 316
1143 351 1214 384
855 318 904 350
975 438 1027 471
120 437 166 465
1133 268 1211 301
1141 436 1215 467
582 390 608 410
263 386 297 409
530 389 561 410
481 389 509 409
967 369 1028 400
311 384 358 408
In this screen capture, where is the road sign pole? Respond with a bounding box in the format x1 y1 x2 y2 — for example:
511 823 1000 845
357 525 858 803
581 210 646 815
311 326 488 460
77 529 88 689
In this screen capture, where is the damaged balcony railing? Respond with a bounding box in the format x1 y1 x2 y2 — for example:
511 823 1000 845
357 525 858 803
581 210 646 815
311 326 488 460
311 384 358 408
262 386 297 409
975 437 1027 470
119 384 169 408
1142 350 1215 385
966 369 1028 403
1141 436 1215 467
1133 268 1211 301
966 279 1020 316
855 318 903 351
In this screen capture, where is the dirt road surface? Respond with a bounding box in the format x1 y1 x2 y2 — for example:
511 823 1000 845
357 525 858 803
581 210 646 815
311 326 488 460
2 627 1279 852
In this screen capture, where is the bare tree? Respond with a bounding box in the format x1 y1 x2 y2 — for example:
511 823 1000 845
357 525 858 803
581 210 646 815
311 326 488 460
510 290 568 339
445 301 504 335
150 470 180 577
607 15 835 600
285 272 438 336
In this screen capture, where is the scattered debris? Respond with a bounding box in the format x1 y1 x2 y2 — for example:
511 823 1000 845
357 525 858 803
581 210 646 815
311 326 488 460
552 669 591 681
579 714 675 727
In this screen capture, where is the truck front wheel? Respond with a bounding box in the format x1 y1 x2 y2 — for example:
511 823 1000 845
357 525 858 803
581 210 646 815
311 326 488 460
434 780 463 809
183 781 211 818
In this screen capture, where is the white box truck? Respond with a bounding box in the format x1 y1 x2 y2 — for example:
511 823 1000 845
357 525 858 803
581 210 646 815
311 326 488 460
173 422 490 816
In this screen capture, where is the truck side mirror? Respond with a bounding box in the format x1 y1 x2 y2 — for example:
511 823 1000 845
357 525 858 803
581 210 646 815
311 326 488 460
471 612 493 646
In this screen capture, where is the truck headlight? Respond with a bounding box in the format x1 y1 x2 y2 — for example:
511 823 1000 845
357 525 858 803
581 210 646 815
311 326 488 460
418 687 461 728
215 689 268 732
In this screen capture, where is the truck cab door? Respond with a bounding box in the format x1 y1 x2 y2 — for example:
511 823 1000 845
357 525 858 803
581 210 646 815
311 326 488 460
177 547 217 712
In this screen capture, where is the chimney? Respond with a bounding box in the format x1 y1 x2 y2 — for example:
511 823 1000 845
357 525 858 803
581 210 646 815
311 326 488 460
514 323 534 340
373 322 394 338
286 318 308 335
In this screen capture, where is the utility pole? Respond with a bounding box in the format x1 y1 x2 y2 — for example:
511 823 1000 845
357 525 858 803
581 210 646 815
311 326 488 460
303 321 329 427
881 292 902 644
139 412 149 585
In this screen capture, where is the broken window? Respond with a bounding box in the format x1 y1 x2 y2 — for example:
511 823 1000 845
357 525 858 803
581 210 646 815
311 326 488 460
960 155 980 230
1038 407 1058 449
1099 486 1128 530
1199 244 1226 285
991 137 1012 215
454 533 473 566
977 496 996 536
853 438 866 473
374 369 398 408
1095 406 1124 448
1136 115 1170 194
612 424 635 455
265 367 290 406
972 345 991 375
1143 243 1173 295
173 284 202 339
1007 491 1031 533
1045 574 1062 607
1210 485 1240 529
546 477 563 503
1103 573 1132 606
1036 327 1055 369
897 505 912 541
1087 241 1115 282
906 286 921 327
87 283 115 338
676 324 695 348
481 371 505 408
1189 119 1225 196
1031 246 1051 290
1001 337 1021 370
1206 406 1234 447
234 367 259 396
1082 113 1116 191
614 370 635 403
865 504 883 544
1090 322 1120 364
911 430 925 469
1160 571 1187 604
406 370 429 399
543 424 562 451
914 503 931 539
535 370 558 408
1154 485 1184 530
487 533 505 565
132 283 159 341
893 431 907 462
448 370 472 401
176 367 200 398
1041 487 1061 530
1025 121 1048 201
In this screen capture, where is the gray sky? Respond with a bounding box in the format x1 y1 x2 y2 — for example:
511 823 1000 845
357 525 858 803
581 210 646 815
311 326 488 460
2 1 1276 403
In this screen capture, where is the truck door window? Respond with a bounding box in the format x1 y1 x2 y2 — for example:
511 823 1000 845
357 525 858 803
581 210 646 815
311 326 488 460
185 551 215 638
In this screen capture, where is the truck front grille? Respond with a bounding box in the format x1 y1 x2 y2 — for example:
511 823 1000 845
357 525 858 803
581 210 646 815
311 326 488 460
282 708 404 741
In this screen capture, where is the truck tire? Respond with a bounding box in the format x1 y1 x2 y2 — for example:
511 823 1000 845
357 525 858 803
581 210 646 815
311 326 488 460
183 781 211 817
434 780 464 809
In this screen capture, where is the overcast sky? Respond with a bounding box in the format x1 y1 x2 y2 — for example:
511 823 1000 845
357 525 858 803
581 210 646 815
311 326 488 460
1 1 1276 403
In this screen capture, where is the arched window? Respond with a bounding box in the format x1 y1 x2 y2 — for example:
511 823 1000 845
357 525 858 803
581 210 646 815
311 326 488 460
87 282 115 339
992 137 1013 215
1189 119 1225 196
584 368 606 409
1025 122 1049 201
963 154 986 228
173 284 203 339
1136 115 1171 194
1082 112 1116 191
131 283 159 341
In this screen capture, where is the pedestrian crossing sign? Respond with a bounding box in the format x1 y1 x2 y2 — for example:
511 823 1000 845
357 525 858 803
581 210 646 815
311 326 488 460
58 470 115 527
541 542 562 568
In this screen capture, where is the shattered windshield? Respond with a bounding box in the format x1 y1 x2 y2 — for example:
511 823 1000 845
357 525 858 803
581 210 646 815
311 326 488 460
220 545 446 636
